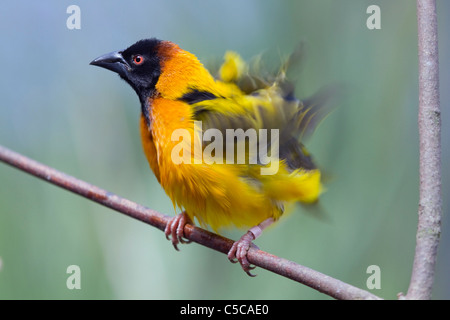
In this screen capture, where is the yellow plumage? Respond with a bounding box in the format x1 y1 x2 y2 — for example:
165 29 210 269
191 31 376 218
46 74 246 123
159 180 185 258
140 43 323 232
91 38 331 274
219 51 247 82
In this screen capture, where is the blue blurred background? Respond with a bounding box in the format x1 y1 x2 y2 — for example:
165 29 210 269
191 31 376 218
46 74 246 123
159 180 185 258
0 0 449 299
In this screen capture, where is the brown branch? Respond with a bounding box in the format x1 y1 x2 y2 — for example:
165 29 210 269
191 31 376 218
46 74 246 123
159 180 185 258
0 144 382 300
404 0 442 300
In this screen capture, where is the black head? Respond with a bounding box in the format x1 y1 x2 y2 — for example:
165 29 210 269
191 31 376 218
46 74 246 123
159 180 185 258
90 38 162 103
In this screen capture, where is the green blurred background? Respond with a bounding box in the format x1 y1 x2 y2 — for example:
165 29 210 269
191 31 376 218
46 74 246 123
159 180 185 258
0 0 448 299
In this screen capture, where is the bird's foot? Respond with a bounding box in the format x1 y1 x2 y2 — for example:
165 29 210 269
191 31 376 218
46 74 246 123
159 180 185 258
227 218 274 277
227 230 259 277
164 211 192 251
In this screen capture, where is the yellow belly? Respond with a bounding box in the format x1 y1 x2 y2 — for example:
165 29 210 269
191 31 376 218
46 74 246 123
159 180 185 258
139 98 322 232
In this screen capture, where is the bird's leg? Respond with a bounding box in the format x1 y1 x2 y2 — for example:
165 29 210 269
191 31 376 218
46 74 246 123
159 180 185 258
227 217 274 276
164 211 192 251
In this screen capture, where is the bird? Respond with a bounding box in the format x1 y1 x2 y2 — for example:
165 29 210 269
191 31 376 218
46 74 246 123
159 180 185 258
90 38 330 276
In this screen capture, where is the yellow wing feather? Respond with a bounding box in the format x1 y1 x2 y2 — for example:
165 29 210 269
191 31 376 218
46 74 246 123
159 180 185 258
142 45 324 232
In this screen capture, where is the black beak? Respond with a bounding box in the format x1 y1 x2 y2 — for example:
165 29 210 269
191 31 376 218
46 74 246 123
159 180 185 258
90 50 130 76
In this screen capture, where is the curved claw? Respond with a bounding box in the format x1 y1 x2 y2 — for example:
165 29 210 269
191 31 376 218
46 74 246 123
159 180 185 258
227 231 258 276
164 212 191 251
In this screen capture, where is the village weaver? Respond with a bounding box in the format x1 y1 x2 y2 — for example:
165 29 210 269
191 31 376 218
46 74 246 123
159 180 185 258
90 38 330 276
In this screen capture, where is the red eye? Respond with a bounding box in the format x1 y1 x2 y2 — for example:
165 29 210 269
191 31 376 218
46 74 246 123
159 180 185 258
133 55 144 65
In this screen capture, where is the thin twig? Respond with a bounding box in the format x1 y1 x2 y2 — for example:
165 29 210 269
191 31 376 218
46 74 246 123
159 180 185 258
0 144 382 300
405 0 442 300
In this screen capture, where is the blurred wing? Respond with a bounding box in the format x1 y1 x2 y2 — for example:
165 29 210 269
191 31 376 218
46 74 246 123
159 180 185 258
185 87 327 172
181 46 337 172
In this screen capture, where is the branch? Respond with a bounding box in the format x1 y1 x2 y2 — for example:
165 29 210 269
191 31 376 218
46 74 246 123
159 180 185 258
0 144 381 300
405 0 442 300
